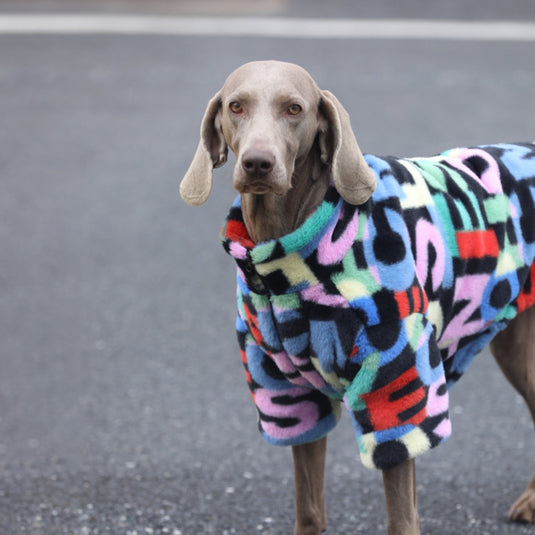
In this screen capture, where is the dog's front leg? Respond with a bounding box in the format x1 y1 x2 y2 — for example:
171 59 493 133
382 458 420 535
292 436 327 534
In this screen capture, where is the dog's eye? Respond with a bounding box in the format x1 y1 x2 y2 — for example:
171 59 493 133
287 104 302 115
229 101 243 114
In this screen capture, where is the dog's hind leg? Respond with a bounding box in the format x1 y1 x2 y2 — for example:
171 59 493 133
490 305 535 523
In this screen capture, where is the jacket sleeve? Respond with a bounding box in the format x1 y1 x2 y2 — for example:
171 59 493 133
236 312 342 447
343 312 452 470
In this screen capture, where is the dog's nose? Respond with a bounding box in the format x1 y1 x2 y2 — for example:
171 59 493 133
241 150 275 176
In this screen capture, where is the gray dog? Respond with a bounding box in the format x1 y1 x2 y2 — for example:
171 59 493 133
181 60 535 534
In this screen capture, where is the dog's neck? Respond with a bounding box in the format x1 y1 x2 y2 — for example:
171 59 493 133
240 151 331 243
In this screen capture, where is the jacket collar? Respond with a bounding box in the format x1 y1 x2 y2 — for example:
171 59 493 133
221 187 349 295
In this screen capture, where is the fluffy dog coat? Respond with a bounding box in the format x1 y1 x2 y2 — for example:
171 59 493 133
221 142 535 470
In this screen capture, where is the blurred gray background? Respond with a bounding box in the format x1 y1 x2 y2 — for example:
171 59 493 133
1 1 535 534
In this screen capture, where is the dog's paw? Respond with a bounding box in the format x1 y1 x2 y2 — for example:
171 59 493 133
509 488 535 524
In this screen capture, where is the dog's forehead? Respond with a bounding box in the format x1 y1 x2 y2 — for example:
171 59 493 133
222 61 319 100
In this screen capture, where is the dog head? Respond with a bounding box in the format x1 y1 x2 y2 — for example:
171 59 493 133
180 60 376 206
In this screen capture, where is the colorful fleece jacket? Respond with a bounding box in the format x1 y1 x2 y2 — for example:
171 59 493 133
220 142 535 470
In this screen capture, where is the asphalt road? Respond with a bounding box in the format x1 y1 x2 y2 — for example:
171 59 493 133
1 2 535 534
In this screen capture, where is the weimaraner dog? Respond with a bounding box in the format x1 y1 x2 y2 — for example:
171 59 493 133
180 60 535 534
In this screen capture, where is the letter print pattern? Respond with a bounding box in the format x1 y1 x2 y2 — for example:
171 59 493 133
221 143 535 469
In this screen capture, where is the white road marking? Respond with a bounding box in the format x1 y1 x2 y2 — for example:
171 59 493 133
0 14 534 41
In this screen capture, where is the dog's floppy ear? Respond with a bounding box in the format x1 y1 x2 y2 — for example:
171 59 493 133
318 90 376 205
180 91 228 206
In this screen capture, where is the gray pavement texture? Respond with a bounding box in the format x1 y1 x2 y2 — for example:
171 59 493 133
1 0 535 20
1 1 535 534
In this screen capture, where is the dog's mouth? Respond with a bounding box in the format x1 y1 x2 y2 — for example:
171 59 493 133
238 184 279 195
234 177 287 196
